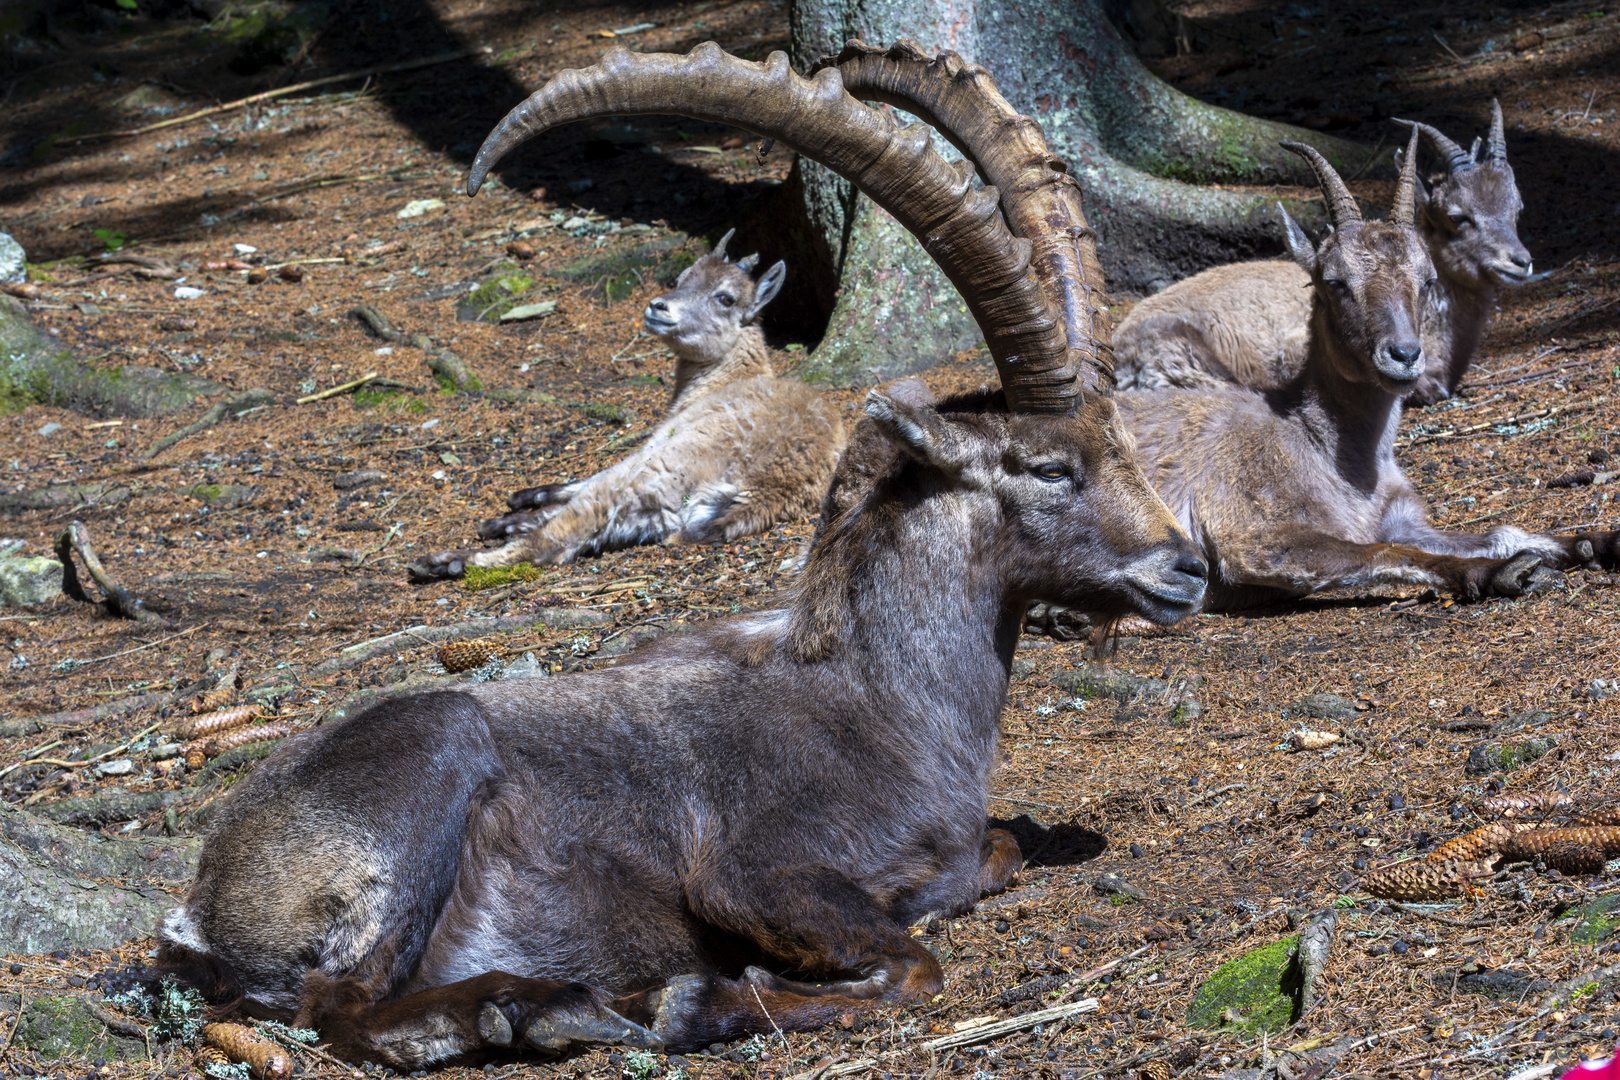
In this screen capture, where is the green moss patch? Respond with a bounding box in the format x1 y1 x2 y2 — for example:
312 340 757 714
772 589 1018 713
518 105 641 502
15 995 148 1061
1186 935 1302 1035
1565 896 1620 946
464 563 546 592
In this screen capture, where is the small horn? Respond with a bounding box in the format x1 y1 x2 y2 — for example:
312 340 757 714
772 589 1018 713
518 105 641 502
1391 127 1421 228
1469 136 1482 162
712 228 736 260
1486 98 1507 162
1280 141 1361 229
737 253 759 272
1393 117 1471 173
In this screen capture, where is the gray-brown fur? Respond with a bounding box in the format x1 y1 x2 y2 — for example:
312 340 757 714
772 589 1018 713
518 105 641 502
1114 101 1532 405
158 389 1208 1067
1113 137 1618 612
409 233 845 579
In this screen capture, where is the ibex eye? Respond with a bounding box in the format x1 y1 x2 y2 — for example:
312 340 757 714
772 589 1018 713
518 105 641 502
717 293 735 307
1034 463 1068 481
1448 212 1471 227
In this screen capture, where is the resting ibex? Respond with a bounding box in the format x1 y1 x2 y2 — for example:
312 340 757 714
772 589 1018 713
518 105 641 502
408 233 843 579
816 45 1616 612
158 43 1207 1066
1113 101 1532 405
1111 136 1615 609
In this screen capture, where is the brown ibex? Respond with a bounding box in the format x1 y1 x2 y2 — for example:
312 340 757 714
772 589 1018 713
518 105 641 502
1113 101 1532 405
409 233 844 579
157 43 1207 1067
819 44 1615 610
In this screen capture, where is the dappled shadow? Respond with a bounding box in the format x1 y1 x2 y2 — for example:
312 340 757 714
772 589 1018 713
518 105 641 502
991 814 1109 867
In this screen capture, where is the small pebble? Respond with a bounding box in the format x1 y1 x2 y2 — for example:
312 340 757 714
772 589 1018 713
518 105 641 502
1129 843 1143 859
278 265 304 282
247 267 269 284
1393 941 1409 954
173 286 204 299
1389 794 1406 810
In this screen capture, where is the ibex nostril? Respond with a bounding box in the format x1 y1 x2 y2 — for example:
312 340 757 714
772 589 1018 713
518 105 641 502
1389 343 1422 367
1510 252 1532 269
1173 552 1208 581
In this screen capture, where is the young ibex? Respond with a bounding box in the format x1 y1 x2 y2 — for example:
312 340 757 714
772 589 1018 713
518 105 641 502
1113 101 1532 405
1110 136 1615 610
818 45 1615 612
408 233 843 579
158 43 1206 1067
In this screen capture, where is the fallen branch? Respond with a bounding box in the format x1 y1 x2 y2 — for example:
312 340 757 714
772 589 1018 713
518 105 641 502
143 387 275 459
1403 397 1610 446
55 521 168 624
86 997 153 1060
296 372 378 405
60 46 493 144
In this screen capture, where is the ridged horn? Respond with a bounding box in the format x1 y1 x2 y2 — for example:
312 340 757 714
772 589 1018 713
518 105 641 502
1486 98 1507 162
1391 127 1421 228
469 43 1078 413
712 227 736 260
1280 141 1361 229
815 39 1112 395
1393 117 1471 174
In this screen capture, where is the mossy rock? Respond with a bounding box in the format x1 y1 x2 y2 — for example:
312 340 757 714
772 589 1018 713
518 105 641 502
1465 736 1556 775
14 995 148 1061
1290 694 1357 724
1050 664 1169 703
1566 895 1620 946
547 233 693 286
1186 935 1302 1035
187 482 257 508
463 563 547 592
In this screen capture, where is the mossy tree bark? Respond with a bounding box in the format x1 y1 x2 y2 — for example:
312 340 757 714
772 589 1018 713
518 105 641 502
0 296 218 417
772 0 1376 384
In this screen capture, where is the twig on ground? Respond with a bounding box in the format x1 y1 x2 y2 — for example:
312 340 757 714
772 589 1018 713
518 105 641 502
297 372 379 405
55 521 169 624
85 997 152 1060
1184 782 1247 809
1 986 25 1063
60 47 493 143
143 387 276 459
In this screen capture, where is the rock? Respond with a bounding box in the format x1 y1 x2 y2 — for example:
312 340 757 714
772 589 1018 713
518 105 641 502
1438 963 1553 999
1093 873 1145 901
1050 663 1202 726
0 802 197 882
1589 679 1618 701
187 482 257 508
32 788 186 828
0 839 173 955
1465 736 1557 775
1186 935 1302 1035
13 994 149 1061
1290 694 1357 724
96 759 136 777
0 717 42 738
397 198 446 218
0 557 63 606
1565 895 1620 946
0 232 25 283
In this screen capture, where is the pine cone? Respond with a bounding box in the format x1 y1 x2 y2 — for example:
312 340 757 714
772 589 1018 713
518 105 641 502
194 721 297 761
201 1022 292 1080
1574 805 1620 828
1538 840 1606 876
1140 1062 1173 1080
1502 826 1620 863
1425 821 1529 865
1363 859 1476 901
438 638 501 672
1480 791 1572 818
185 746 207 770
1286 729 1340 751
174 704 263 741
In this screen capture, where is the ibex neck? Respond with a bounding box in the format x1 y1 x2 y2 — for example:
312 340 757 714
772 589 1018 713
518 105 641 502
1299 311 1403 492
667 325 775 412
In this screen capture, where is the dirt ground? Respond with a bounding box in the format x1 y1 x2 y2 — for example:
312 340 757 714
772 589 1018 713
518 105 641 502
3 0 1620 1078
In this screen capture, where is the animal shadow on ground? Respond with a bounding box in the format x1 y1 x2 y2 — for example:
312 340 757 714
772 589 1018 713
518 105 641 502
991 815 1108 867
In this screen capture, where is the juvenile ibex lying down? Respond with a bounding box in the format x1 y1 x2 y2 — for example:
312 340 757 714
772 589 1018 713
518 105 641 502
408 232 843 579
819 43 1615 609
1113 101 1532 405
158 43 1208 1066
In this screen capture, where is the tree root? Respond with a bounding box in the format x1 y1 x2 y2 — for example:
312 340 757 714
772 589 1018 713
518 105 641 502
349 304 483 391
141 387 275 459
54 521 169 624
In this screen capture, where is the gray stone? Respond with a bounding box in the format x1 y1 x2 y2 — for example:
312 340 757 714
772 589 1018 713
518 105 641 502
1588 679 1618 701
1291 694 1357 723
1465 736 1557 775
96 759 135 777
37 421 62 436
0 557 63 606
0 232 24 284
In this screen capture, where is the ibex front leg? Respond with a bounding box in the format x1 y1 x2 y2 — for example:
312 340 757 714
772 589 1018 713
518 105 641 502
1219 530 1557 606
622 866 952 1051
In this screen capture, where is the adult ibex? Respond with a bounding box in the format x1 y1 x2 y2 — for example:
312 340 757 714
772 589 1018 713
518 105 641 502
1113 101 1532 405
819 45 1614 611
409 233 844 579
157 43 1207 1067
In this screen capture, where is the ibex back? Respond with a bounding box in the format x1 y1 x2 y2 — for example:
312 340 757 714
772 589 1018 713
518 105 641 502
1114 101 1531 405
159 43 1205 1067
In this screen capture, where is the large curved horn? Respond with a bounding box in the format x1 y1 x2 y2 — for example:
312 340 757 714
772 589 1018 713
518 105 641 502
814 39 1111 395
1392 117 1471 174
712 227 736 261
1486 98 1507 163
469 44 1078 413
1391 127 1422 228
1279 141 1361 229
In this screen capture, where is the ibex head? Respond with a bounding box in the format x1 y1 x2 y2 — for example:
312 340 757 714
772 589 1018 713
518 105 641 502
1278 133 1437 393
1395 100 1532 286
644 229 786 364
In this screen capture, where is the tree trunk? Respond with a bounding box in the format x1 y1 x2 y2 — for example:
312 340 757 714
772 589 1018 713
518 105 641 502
769 0 1377 385
0 295 219 417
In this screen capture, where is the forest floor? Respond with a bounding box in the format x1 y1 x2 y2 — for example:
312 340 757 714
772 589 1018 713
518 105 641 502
2 0 1620 1078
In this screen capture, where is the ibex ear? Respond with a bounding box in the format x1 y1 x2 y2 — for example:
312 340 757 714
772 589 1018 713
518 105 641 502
746 260 787 320
1278 203 1316 274
865 389 969 476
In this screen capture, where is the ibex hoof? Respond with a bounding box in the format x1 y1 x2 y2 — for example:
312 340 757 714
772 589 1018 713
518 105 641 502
406 553 467 580
478 1003 514 1046
522 1010 661 1053
1490 552 1544 597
